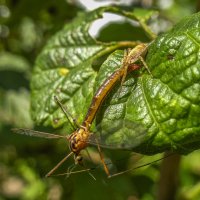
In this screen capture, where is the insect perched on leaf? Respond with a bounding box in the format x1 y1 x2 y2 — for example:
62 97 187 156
12 43 155 178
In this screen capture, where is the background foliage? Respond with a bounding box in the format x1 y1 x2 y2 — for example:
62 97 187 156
1 0 200 200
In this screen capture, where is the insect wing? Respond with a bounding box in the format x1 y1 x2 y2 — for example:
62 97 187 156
12 128 65 139
87 119 148 150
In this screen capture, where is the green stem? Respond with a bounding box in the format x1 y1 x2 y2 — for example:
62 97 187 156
139 21 157 40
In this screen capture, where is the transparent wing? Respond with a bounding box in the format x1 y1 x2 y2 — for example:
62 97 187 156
12 128 66 139
86 119 148 150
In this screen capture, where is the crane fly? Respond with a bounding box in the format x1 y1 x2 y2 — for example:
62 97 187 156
12 43 151 178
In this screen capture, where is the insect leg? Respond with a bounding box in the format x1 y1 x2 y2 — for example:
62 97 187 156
45 151 73 177
94 137 110 177
108 153 175 178
54 96 81 129
65 164 76 178
139 56 152 76
120 49 129 88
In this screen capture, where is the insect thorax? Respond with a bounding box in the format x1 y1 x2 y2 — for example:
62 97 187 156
69 128 90 154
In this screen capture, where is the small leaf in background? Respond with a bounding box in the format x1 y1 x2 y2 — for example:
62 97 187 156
0 89 33 127
0 52 30 73
0 51 32 128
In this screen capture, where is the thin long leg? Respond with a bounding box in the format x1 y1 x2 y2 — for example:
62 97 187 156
120 49 129 88
68 153 96 180
116 49 129 97
95 137 110 177
108 153 174 178
51 166 96 180
84 149 97 180
139 56 152 76
119 54 151 93
50 168 94 177
54 96 80 129
120 44 150 88
45 151 73 177
66 164 76 178
87 171 96 180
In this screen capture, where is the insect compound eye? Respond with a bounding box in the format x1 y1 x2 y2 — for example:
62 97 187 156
70 138 77 152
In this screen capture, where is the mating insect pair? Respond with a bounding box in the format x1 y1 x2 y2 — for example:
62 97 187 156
12 43 154 178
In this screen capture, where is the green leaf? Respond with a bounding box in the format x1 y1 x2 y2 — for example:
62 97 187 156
31 6 153 128
95 12 200 154
0 52 30 90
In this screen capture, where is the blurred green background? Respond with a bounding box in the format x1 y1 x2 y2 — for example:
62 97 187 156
1 0 200 200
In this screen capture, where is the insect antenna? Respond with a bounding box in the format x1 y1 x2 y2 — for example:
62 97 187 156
45 151 73 177
54 95 80 129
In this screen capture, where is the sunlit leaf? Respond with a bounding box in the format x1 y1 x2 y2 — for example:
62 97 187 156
96 12 200 154
31 6 153 128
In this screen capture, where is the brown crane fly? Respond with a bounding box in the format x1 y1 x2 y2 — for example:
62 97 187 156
12 43 160 178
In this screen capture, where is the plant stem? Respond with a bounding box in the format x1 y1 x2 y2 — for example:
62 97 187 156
157 151 181 200
139 21 157 40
